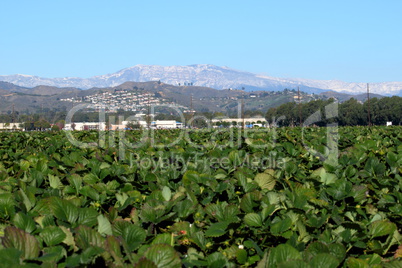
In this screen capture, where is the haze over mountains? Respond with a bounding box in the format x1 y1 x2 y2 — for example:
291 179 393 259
0 64 401 96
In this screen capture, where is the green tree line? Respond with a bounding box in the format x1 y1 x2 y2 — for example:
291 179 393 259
265 96 402 126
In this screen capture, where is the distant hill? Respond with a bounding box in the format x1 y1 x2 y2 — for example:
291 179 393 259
0 81 322 114
0 82 84 113
1 64 401 96
108 82 314 113
0 81 29 92
28 85 81 95
0 81 387 114
319 90 385 102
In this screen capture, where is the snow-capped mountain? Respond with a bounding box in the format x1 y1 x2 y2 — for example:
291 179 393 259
0 64 401 96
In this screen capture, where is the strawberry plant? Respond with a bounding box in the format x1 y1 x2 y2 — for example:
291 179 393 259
0 127 401 267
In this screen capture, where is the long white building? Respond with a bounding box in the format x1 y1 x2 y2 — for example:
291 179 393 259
64 122 106 131
64 120 183 131
211 117 268 127
0 123 24 131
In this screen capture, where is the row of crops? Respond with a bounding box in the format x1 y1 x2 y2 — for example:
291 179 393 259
0 126 401 267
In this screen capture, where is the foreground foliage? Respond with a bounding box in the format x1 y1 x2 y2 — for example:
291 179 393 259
0 126 401 267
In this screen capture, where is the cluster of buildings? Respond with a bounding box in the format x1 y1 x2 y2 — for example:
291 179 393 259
60 89 188 113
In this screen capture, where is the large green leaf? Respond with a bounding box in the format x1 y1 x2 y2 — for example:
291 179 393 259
143 244 181 268
0 248 24 267
304 241 329 262
182 254 208 267
40 226 67 246
205 222 229 237
2 226 40 260
19 160 30 172
97 214 113 236
345 257 369 268
326 179 352 200
37 245 67 264
364 157 386 177
65 246 105 267
267 244 302 267
161 186 172 201
240 192 259 213
311 167 337 185
189 231 207 251
283 142 298 156
205 202 239 222
59 225 76 249
174 199 195 219
12 212 36 234
383 260 402 268
152 233 173 246
244 213 263 227
236 249 248 264
255 173 276 190
206 252 228 268
77 207 99 227
48 174 62 189
183 170 203 185
106 235 124 266
271 217 292 236
310 253 340 268
235 170 258 193
328 243 346 261
74 225 105 249
19 189 35 212
139 203 168 224
80 185 100 201
122 224 147 252
50 197 79 225
306 211 328 228
134 257 158 268
283 160 298 177
112 220 132 236
83 173 100 184
369 220 396 238
0 193 15 219
350 185 368 203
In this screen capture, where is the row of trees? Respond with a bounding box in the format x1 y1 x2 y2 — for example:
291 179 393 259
1 96 400 130
265 96 402 127
0 111 66 131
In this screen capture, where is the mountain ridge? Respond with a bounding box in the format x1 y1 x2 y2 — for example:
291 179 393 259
0 80 388 115
0 64 401 96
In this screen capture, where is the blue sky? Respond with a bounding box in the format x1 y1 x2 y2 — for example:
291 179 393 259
1 0 401 82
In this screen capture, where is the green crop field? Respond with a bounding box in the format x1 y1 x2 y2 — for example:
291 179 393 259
0 126 401 267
